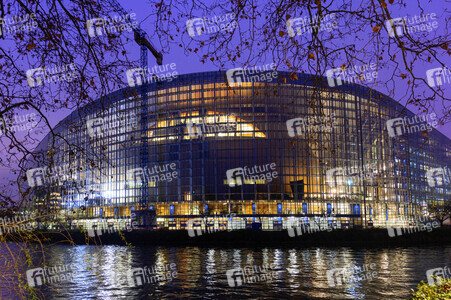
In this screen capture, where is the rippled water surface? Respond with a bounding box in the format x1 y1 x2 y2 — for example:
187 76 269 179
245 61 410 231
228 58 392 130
0 244 449 299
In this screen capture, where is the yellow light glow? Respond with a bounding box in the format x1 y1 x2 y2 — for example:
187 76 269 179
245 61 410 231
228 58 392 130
148 111 266 140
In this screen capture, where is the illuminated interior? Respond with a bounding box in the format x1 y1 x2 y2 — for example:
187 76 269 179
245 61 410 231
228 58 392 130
149 111 266 141
28 71 450 230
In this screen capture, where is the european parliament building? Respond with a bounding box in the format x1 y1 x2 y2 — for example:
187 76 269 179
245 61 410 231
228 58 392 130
27 71 450 230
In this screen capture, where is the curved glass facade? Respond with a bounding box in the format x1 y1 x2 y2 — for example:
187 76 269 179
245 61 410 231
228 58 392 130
27 71 450 229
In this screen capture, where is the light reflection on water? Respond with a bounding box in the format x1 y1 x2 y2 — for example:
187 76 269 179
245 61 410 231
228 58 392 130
0 244 449 299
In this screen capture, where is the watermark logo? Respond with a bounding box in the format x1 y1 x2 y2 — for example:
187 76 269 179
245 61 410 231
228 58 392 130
286 13 337 37
87 216 137 237
326 163 378 187
386 113 438 137
186 13 236 37
26 63 79 87
287 218 334 237
26 168 46 187
226 64 278 87
226 163 278 187
286 113 337 137
426 167 450 187
0 215 35 236
127 263 177 287
86 13 137 37
26 164 81 188
0 113 37 137
127 163 178 186
26 264 75 287
385 18 404 37
187 213 236 237
0 13 37 37
86 112 137 138
386 217 440 237
326 263 378 287
426 266 450 286
326 64 377 87
126 63 178 87
385 13 438 38
186 114 237 138
226 264 277 287
426 67 451 87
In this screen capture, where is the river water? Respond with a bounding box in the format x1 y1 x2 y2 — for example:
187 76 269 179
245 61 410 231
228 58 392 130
0 244 449 299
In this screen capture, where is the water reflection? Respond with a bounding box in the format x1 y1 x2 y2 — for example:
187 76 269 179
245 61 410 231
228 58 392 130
0 244 449 299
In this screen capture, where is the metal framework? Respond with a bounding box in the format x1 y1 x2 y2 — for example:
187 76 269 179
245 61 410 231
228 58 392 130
109 0 163 209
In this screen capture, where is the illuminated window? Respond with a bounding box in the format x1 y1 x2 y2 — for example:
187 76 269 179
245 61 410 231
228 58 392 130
149 111 266 140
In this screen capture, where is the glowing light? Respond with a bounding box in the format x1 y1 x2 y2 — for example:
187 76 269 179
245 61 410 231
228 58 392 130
148 111 266 139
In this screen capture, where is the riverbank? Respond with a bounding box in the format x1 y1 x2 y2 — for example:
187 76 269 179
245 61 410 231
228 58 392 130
6 226 451 247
